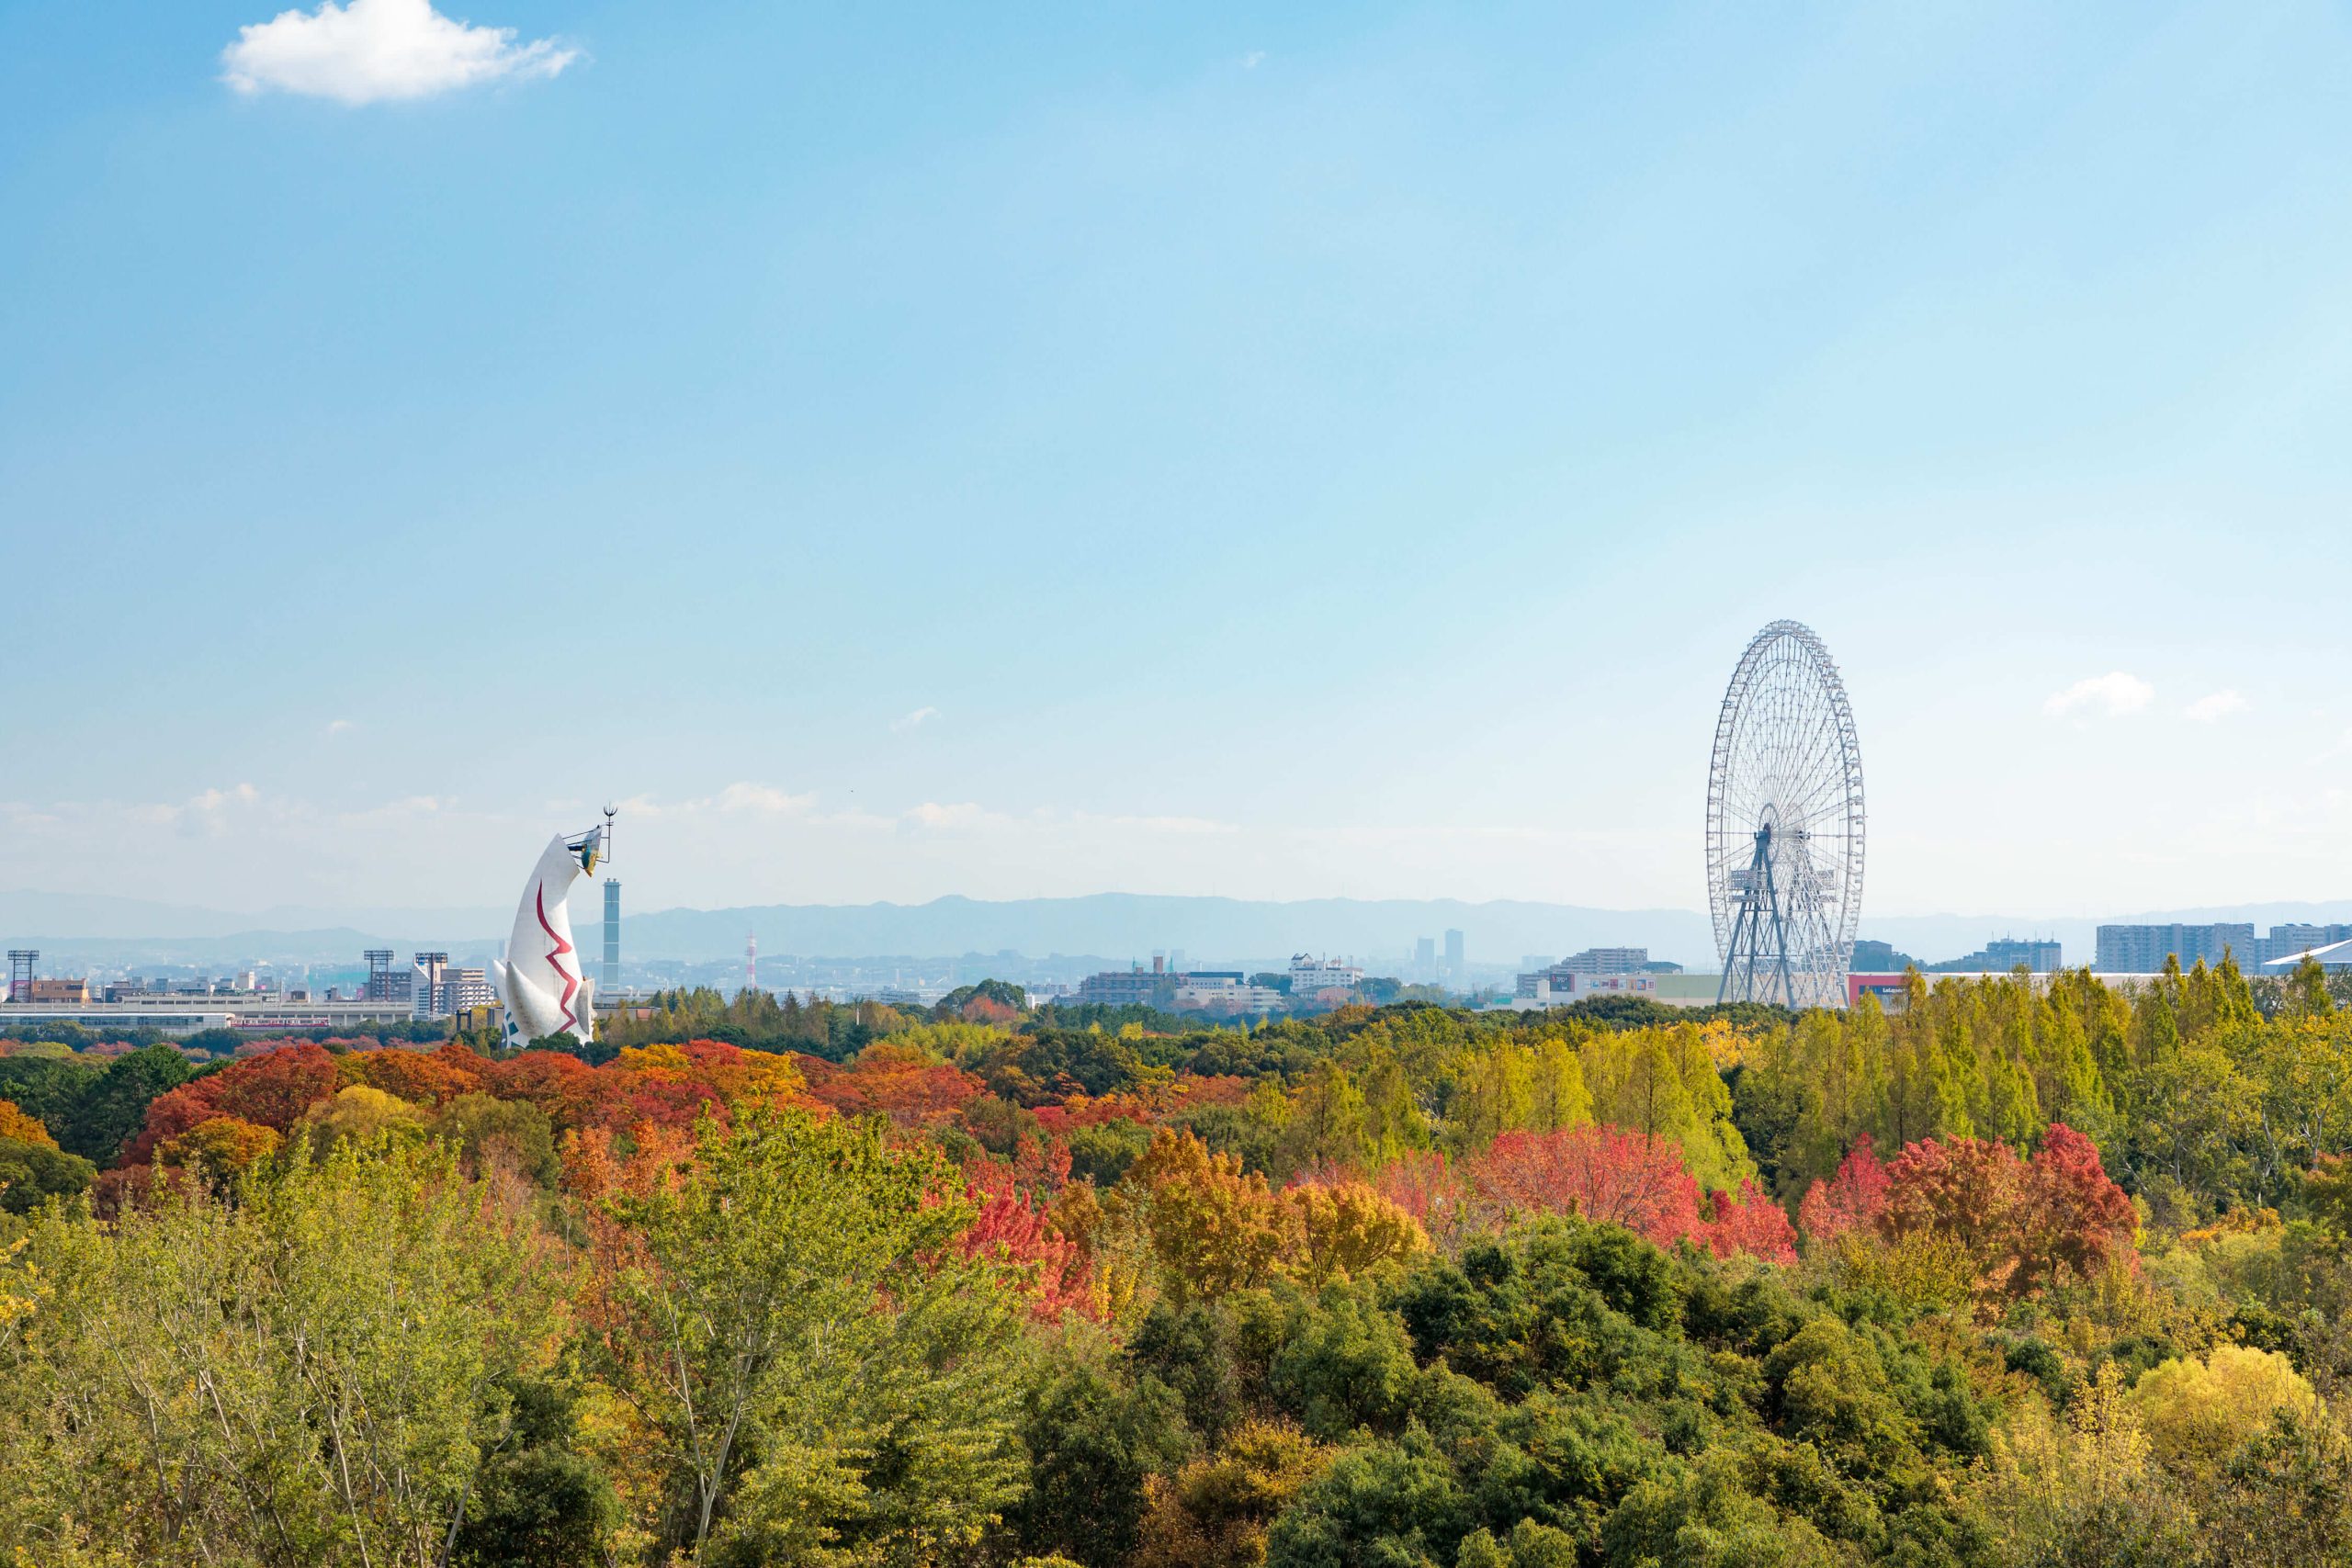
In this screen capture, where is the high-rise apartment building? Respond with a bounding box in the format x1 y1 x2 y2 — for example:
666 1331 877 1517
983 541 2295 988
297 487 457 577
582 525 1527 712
1983 938 2063 971
2095 923 2255 973
2256 923 2352 964
412 953 492 1020
1444 930 1465 979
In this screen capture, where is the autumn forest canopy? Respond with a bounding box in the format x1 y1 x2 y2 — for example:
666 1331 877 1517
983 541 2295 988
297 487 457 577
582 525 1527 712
8 956 2352 1565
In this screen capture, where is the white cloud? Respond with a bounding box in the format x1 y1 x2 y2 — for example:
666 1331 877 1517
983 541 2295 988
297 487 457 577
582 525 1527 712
346 794 442 819
1242 51 1267 69
2042 671 2154 719
323 717 355 735
616 783 817 818
1069 811 1238 837
2184 689 2249 723
106 783 271 838
900 801 1001 832
714 783 814 814
221 0 577 105
890 705 940 734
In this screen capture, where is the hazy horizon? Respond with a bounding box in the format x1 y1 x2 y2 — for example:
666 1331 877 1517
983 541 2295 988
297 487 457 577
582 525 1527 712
7 886 2350 980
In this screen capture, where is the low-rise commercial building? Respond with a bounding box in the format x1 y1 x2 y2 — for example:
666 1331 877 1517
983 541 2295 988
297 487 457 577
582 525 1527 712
1513 948 1663 998
1172 972 1287 1012
0 996 418 1034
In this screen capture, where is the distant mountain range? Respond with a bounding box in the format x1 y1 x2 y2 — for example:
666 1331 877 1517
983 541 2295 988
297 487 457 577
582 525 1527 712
7 888 2352 975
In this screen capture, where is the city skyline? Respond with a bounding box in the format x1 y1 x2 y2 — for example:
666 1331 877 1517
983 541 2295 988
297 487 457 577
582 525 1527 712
11 3 2352 919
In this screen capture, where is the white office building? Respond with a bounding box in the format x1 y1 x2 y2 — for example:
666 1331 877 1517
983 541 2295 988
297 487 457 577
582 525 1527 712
1288 953 1364 998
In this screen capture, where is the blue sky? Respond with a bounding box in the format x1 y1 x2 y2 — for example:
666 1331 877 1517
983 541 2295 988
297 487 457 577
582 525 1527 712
6 0 2352 919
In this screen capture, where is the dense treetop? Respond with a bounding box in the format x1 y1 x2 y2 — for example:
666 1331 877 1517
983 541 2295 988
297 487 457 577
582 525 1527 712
7 954 2352 1564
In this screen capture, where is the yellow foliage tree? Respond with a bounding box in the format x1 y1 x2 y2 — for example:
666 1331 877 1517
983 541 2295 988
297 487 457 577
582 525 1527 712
1132 1420 1326 1568
156 1116 284 1184
2130 1345 2322 1476
1974 1362 2199 1565
1580 1024 1754 1191
1283 1179 1430 1289
1128 1129 1295 1303
300 1084 427 1154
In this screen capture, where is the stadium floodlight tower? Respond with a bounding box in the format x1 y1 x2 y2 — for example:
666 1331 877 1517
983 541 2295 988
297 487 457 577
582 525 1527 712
1705 620 1866 1010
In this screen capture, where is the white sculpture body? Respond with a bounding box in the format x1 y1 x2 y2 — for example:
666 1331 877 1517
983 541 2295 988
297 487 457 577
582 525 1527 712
491 829 601 1045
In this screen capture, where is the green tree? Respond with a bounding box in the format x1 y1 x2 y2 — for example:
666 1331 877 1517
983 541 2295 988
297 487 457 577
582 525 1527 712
62 1043 194 1163
0 1135 556 1566
0 1135 95 1214
1009 1360 1193 1565
2288 954 2336 1021
452 1376 621 1568
1599 1449 1839 1568
1282 1060 1373 1176
590 1104 1030 1564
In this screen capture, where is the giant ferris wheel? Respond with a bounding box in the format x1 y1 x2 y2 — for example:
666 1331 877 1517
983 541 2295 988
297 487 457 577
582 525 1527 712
1705 620 1866 1009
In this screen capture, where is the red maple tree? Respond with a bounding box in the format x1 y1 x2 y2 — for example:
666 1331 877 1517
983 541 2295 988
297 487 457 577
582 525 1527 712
1796 1134 1892 1242
1693 1179 1799 1264
1867 1122 2133 1297
123 1043 340 1165
1465 1126 1702 1249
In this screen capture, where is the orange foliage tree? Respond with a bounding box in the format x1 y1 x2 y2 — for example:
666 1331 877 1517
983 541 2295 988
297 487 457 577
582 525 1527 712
337 1043 487 1106
1467 1126 1702 1247
0 1099 58 1149
1381 1126 1797 1264
1797 1133 1892 1242
1692 1179 1798 1265
797 1044 984 1129
962 1187 1090 1321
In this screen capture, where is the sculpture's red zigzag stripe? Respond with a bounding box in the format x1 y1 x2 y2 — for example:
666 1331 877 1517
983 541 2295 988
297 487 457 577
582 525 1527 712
535 885 581 1032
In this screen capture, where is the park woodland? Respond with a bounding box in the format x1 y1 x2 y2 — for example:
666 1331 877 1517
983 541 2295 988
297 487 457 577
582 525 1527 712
6 959 2352 1567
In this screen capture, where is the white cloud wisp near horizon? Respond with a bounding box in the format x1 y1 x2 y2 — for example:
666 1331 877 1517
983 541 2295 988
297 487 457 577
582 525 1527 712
221 0 577 105
2186 690 2250 723
2043 671 2155 719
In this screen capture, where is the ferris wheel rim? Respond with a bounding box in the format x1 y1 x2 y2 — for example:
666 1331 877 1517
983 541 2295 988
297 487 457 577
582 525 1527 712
1704 619 1866 1006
